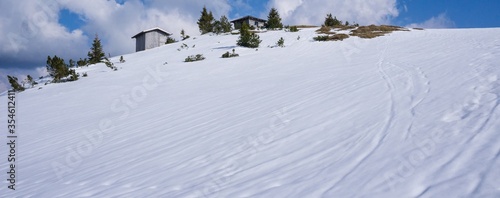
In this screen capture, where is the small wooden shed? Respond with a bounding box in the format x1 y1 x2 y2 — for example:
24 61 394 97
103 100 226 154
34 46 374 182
231 16 267 30
132 27 172 52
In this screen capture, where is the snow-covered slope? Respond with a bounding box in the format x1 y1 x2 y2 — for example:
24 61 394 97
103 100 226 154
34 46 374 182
1 27 500 197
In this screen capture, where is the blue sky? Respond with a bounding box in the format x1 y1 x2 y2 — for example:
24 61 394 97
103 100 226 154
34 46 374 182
57 0 500 29
0 0 499 89
54 1 500 34
394 0 500 28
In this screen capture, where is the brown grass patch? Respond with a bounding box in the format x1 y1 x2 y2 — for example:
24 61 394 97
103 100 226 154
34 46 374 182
350 25 408 39
294 25 319 28
313 33 350 41
315 26 335 34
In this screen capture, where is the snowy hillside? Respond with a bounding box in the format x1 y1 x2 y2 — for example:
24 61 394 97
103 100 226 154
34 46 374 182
1 27 500 197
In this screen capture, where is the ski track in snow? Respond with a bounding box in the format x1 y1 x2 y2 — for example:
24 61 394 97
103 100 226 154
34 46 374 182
1 28 500 197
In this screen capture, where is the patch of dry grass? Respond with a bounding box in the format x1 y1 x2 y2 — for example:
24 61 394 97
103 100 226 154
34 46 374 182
315 26 335 34
313 33 350 41
336 25 357 31
294 25 319 28
350 25 408 39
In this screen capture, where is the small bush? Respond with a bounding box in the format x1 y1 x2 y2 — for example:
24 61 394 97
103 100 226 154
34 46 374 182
313 34 349 41
69 59 75 67
82 72 88 77
221 49 239 58
104 57 117 71
185 54 206 62
68 69 79 81
289 26 299 32
313 35 330 41
277 37 285 47
166 37 177 44
181 29 190 40
77 58 88 67
23 75 37 88
119 56 126 63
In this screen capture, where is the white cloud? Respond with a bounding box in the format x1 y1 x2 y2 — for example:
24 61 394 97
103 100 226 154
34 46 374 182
57 0 232 58
0 0 231 71
0 0 233 92
265 0 399 26
0 0 88 68
406 13 455 29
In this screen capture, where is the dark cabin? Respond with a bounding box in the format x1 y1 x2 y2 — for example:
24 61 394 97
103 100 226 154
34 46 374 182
231 16 267 30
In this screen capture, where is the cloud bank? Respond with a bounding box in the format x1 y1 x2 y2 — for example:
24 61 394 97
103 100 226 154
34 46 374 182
406 13 456 29
0 0 231 71
265 0 400 26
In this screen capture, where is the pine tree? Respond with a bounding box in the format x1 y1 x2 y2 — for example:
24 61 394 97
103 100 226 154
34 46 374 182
219 15 232 33
237 23 261 48
7 76 25 92
197 6 215 34
213 20 223 34
324 14 342 27
266 8 283 30
324 14 334 26
46 55 73 82
77 58 88 67
87 34 105 64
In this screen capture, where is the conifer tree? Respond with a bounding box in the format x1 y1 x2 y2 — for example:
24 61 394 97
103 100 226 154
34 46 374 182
219 15 232 33
213 15 232 34
87 34 105 64
197 6 215 34
7 76 25 92
46 55 73 82
266 8 283 30
77 58 88 67
237 23 261 48
213 20 223 34
324 14 342 27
